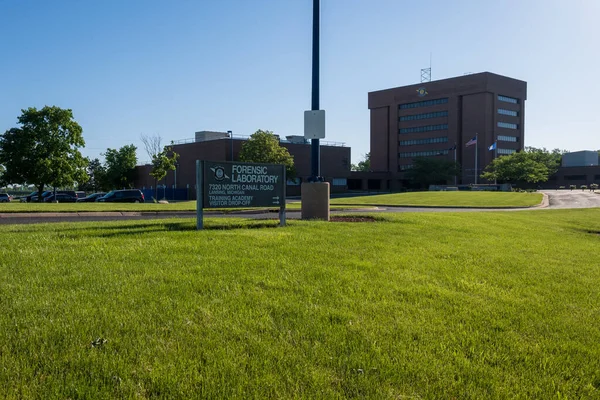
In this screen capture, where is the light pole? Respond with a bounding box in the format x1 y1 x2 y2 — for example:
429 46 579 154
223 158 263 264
228 130 233 161
310 0 320 181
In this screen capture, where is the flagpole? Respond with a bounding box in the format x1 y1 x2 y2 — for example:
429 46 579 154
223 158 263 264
474 133 478 185
494 134 497 185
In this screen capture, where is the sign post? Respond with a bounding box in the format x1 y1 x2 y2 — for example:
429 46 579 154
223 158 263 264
196 160 203 230
196 160 286 230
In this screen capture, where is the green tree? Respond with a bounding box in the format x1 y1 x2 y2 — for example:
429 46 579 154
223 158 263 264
239 130 296 180
524 147 565 176
149 146 179 200
0 164 5 187
79 158 108 192
481 151 549 183
404 158 461 189
351 153 371 171
0 106 88 201
104 145 138 189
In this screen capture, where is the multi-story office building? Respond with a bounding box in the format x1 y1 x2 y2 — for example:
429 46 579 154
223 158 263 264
368 72 527 188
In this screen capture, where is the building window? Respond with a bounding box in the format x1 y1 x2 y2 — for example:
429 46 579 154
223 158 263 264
399 137 448 146
399 110 448 121
399 150 449 158
399 124 448 134
564 175 587 181
498 108 518 117
497 122 518 129
399 98 448 110
498 95 519 104
497 148 516 155
498 135 518 142
332 178 347 186
398 164 413 171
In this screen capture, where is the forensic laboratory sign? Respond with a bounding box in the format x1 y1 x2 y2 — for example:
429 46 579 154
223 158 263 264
202 161 285 208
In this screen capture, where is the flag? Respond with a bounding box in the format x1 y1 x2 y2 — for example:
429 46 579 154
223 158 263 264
465 136 477 147
448 144 457 150
488 142 497 151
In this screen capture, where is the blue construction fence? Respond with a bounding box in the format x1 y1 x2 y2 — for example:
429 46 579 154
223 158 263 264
141 187 190 202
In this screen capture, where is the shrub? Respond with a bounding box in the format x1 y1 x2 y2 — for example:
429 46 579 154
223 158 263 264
559 186 566 189
569 185 576 191
590 183 598 192
581 185 588 191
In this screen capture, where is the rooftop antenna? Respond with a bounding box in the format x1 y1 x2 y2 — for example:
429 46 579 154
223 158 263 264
420 53 432 83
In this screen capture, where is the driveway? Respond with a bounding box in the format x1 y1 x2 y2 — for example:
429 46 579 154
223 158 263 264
542 190 600 209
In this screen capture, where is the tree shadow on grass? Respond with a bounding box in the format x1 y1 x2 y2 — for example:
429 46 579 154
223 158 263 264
6 219 284 238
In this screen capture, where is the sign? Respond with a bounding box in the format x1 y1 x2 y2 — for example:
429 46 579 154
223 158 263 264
196 160 286 229
304 110 326 139
416 87 428 97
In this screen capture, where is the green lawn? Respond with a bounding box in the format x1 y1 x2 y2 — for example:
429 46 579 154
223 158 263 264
1 209 599 398
331 191 543 208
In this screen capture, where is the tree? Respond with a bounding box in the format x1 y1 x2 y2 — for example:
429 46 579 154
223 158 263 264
239 130 296 180
404 158 461 188
524 147 565 176
0 106 88 201
481 151 549 183
351 153 371 171
79 158 108 192
104 145 138 189
140 133 163 161
0 164 5 187
149 146 179 200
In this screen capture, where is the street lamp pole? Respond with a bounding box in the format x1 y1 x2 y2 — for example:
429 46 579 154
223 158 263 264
228 130 233 161
310 0 320 181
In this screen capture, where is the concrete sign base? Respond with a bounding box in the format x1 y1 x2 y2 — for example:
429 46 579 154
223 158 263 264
301 182 330 221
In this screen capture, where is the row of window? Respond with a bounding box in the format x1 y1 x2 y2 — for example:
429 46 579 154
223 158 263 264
399 150 449 158
399 110 448 122
498 95 518 104
498 122 518 129
398 164 413 171
497 148 516 155
399 124 448 134
399 98 448 110
498 135 518 142
498 108 518 117
399 137 448 146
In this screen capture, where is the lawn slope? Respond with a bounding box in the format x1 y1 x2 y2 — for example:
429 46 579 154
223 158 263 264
0 209 599 398
331 191 543 208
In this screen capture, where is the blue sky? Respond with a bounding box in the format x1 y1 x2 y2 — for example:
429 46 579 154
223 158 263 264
1 0 599 164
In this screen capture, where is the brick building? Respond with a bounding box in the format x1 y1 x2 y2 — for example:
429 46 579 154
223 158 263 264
134 132 351 196
367 72 527 189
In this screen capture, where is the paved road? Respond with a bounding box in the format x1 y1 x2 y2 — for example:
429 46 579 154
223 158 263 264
541 190 600 209
1 191 598 224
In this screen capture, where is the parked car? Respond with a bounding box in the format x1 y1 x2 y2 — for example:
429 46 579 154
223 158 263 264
76 191 86 199
29 191 54 203
77 192 106 202
97 189 145 203
0 193 11 203
20 191 41 202
30 190 77 203
44 193 77 203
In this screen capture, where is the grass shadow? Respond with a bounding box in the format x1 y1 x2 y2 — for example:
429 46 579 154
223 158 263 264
6 219 284 238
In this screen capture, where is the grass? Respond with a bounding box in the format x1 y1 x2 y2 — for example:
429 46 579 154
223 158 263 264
330 191 543 208
0 201 363 213
0 192 540 214
1 209 600 398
